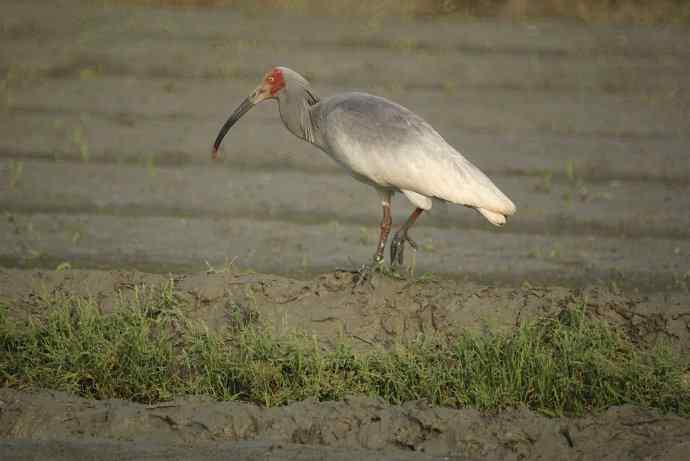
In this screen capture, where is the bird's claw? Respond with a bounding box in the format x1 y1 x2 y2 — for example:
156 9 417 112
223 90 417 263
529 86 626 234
353 257 385 289
354 229 418 289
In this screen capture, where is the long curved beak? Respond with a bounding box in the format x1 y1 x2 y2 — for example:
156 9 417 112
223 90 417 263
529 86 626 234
212 85 269 160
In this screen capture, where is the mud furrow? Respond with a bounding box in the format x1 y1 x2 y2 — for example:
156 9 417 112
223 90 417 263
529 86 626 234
1 212 688 290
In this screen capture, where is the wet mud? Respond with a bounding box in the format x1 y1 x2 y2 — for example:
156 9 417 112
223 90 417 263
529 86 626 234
1 268 690 460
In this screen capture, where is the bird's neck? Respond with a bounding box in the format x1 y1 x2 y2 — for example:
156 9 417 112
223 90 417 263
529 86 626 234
277 88 322 148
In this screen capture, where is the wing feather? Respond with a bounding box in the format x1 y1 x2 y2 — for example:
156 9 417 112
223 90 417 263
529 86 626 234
317 93 516 217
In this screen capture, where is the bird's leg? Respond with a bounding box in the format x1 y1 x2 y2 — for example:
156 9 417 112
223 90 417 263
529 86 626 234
390 208 423 267
374 202 392 264
354 193 392 287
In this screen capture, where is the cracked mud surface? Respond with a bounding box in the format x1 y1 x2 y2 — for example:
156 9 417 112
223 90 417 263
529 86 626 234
2 388 690 461
1 268 689 460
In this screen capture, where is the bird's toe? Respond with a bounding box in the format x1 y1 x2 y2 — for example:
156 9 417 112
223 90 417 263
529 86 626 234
353 259 384 289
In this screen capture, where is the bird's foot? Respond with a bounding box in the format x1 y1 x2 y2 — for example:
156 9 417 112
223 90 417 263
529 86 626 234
352 256 387 289
390 231 417 275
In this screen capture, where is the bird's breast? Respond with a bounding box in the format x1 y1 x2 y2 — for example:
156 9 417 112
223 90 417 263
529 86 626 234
323 139 392 188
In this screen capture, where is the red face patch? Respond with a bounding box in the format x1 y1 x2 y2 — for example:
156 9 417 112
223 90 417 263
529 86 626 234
266 68 285 96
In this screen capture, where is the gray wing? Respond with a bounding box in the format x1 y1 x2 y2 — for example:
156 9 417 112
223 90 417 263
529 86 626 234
315 93 515 216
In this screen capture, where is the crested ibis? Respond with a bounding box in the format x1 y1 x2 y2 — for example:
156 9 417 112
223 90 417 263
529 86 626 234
212 66 516 273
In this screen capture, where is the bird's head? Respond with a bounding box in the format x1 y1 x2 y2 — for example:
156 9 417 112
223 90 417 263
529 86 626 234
212 67 286 159
253 67 287 103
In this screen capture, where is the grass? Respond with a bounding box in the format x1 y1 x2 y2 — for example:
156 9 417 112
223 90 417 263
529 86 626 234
1 281 689 415
7 160 23 190
71 125 90 162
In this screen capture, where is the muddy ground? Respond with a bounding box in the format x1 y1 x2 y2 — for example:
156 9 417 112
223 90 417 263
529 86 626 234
2 269 690 354
2 389 690 461
1 0 689 459
1 268 690 460
1 1 689 289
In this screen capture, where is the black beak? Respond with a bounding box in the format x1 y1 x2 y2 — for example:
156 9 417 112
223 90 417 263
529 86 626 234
212 95 255 159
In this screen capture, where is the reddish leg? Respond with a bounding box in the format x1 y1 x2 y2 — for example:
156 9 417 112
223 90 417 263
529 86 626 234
374 202 392 264
354 192 392 287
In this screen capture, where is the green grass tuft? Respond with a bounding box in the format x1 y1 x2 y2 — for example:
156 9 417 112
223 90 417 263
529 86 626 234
1 285 688 415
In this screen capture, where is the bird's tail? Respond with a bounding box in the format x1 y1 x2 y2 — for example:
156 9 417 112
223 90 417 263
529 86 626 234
477 207 507 226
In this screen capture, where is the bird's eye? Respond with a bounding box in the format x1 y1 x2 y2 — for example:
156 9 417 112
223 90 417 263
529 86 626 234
267 76 275 83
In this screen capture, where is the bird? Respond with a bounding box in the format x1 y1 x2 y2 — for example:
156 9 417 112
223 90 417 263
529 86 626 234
212 66 516 277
